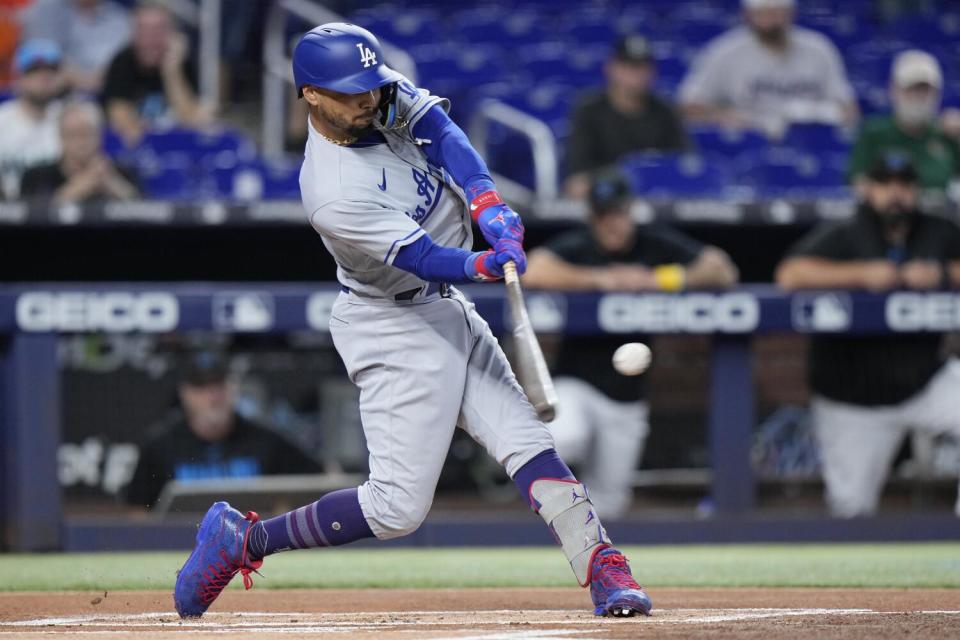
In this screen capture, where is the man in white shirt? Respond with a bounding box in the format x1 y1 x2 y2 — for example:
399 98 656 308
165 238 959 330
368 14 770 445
679 0 858 137
0 39 65 199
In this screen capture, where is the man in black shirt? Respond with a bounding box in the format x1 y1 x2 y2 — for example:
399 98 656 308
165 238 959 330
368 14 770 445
777 153 960 517
524 171 738 516
124 351 322 508
101 1 210 146
564 35 690 199
20 100 140 204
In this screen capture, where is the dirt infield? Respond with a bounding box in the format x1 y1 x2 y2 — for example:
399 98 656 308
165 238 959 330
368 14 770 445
1 588 958 639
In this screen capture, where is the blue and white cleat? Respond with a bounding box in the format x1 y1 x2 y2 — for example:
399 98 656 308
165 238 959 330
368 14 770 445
589 547 653 617
174 501 262 618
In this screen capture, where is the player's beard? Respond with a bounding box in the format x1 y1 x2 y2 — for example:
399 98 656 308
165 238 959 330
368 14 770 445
316 103 377 139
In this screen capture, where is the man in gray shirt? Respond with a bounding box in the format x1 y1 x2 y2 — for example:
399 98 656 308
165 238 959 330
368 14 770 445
20 0 131 93
679 0 858 137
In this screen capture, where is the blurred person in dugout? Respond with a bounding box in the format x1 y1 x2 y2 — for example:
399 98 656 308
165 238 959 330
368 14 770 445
776 153 960 518
124 351 322 509
0 38 65 199
849 50 960 194
564 34 690 199
523 171 738 517
20 100 140 203
19 0 131 93
679 0 859 137
101 0 211 147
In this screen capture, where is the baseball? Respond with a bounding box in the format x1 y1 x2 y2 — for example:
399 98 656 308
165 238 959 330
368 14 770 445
612 342 652 376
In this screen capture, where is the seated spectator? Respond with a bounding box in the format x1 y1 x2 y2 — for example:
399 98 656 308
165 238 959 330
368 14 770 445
0 38 65 199
849 50 960 193
124 351 322 509
20 100 139 203
523 170 738 517
102 1 210 146
679 0 858 137
776 154 960 518
565 34 689 198
20 0 131 93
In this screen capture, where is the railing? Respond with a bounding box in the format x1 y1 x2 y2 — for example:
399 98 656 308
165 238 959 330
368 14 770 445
469 100 560 204
156 0 221 114
261 0 418 157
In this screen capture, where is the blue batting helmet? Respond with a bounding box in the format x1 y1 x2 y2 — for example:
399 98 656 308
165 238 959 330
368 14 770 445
292 23 402 96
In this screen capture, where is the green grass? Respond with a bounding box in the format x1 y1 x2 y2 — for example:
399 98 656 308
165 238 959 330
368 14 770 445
2 544 958 592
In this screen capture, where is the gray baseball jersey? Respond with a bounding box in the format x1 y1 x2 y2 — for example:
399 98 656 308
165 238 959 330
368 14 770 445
300 75 473 297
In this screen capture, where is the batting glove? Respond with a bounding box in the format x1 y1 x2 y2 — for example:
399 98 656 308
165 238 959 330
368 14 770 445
470 190 525 247
494 237 527 275
464 249 504 282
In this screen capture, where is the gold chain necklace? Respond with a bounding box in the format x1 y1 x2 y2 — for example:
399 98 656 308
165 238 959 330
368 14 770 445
316 129 357 146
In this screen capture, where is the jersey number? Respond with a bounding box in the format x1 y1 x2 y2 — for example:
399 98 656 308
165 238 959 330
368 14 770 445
357 43 378 68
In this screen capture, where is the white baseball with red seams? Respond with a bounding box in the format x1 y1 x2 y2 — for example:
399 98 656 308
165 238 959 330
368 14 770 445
612 343 652 376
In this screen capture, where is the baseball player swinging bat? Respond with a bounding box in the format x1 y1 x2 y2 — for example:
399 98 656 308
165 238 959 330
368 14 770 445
173 22 651 621
503 261 558 422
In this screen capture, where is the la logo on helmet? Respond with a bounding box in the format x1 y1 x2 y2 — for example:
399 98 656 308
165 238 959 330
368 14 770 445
356 43 377 68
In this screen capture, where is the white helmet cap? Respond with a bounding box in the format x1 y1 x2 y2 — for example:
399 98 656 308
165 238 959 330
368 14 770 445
892 50 943 89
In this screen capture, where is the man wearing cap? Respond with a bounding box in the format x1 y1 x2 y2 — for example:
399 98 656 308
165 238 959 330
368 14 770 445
565 34 689 199
679 0 858 136
849 50 960 193
776 154 960 518
524 170 738 517
0 38 65 199
124 352 322 509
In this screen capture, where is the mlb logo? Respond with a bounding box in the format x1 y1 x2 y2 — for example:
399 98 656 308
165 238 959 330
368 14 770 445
791 293 852 332
213 292 275 332
525 293 567 333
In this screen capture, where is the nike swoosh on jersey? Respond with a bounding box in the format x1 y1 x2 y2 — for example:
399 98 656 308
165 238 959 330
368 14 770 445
378 168 387 191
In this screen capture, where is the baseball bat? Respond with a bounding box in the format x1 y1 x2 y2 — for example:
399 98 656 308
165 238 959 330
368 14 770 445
503 260 559 422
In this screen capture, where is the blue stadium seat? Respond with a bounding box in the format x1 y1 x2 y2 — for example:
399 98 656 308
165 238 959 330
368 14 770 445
139 161 195 201
734 148 850 198
689 126 768 157
138 128 257 165
415 46 510 91
208 158 302 201
517 43 604 85
346 8 445 47
781 123 853 154
620 152 730 198
559 11 619 45
451 7 548 44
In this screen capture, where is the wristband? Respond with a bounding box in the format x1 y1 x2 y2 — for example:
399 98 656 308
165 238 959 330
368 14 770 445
466 250 500 281
469 190 503 222
654 264 686 291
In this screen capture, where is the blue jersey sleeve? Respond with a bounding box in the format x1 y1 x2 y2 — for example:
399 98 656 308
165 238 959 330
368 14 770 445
393 234 476 283
411 105 496 200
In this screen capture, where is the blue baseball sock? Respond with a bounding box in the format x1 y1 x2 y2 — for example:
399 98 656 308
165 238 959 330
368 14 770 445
512 448 575 509
246 487 374 560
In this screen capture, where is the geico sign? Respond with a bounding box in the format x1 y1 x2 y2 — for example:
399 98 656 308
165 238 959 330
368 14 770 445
598 293 759 333
886 293 960 331
16 292 179 332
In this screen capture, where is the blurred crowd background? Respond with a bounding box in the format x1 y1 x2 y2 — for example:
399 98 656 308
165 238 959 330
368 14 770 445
3 0 960 527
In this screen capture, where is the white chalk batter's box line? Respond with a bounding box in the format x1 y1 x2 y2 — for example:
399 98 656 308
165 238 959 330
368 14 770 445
2 608 960 633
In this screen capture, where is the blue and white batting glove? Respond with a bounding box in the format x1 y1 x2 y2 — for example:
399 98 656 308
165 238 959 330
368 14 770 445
470 190 525 247
494 237 526 274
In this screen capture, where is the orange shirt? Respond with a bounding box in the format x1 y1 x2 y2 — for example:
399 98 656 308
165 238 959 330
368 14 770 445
0 1 35 89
